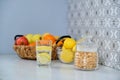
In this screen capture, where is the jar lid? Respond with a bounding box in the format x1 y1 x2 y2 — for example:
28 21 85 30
76 35 98 52
77 44 97 52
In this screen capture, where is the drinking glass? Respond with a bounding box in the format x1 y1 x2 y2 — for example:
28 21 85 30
36 40 52 66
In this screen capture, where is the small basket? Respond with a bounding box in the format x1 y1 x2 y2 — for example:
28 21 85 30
13 35 58 60
13 45 58 60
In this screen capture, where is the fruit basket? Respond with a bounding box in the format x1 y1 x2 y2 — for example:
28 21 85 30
13 45 57 60
13 45 36 60
13 33 76 61
56 36 76 63
13 34 58 60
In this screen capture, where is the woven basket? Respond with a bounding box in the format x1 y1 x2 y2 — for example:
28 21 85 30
13 45 58 60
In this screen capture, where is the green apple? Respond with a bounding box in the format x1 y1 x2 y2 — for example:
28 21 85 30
32 34 41 42
25 34 33 44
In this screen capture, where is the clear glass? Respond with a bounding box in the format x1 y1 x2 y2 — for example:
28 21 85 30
74 36 98 70
36 40 52 66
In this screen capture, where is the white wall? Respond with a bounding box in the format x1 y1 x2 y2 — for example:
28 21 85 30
0 0 68 54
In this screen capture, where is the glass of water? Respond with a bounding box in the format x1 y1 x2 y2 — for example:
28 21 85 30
36 40 52 66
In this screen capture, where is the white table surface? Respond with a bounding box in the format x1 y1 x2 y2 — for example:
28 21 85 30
0 54 120 80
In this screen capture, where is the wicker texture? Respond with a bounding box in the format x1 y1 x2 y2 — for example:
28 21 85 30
13 45 58 60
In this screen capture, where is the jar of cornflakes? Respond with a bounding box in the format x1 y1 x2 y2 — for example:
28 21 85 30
74 36 98 70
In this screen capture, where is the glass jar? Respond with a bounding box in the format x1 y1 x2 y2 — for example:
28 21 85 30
74 36 98 70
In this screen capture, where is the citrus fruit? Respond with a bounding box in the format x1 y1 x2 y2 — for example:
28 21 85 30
59 49 74 63
29 42 36 46
63 38 76 49
62 46 71 51
36 46 52 51
42 33 56 44
37 53 51 64
72 45 76 52
57 40 63 47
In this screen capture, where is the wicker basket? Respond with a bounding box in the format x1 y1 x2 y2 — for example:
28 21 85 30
13 45 58 60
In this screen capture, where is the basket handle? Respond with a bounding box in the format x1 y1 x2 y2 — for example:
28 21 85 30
56 35 71 44
14 35 24 41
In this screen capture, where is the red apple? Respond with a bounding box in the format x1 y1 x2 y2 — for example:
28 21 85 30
15 36 29 45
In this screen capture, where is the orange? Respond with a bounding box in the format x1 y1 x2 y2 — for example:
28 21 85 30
39 40 51 45
29 42 36 46
42 34 56 44
57 40 63 47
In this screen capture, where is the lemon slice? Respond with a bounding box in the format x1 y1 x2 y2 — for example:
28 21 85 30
36 46 52 51
37 53 51 64
38 53 51 60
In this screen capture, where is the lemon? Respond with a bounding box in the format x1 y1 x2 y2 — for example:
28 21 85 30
36 46 52 51
39 53 51 60
37 53 51 64
60 49 74 63
62 46 66 50
63 38 76 49
72 45 76 52
62 46 71 51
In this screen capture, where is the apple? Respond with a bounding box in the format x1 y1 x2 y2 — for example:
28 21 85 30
15 36 29 45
